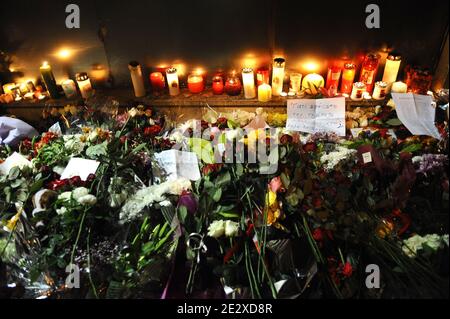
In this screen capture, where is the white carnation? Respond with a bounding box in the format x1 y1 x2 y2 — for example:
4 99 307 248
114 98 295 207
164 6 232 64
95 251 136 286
207 220 225 238
77 194 97 206
72 187 89 200
224 220 239 237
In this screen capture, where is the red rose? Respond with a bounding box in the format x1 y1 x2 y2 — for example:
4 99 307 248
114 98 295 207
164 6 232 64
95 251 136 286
313 197 322 208
303 142 317 152
341 262 353 277
202 163 223 176
47 179 69 191
280 134 293 145
312 228 324 241
69 176 84 187
144 125 162 136
86 174 96 184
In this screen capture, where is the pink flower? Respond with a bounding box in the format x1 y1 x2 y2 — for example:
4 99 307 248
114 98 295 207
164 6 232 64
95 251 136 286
269 176 283 193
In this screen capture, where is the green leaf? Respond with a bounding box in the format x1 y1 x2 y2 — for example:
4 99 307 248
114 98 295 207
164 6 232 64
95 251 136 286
212 188 222 202
189 138 215 164
215 171 231 187
401 143 422 154
8 166 21 180
178 205 188 224
86 141 108 159
386 118 403 126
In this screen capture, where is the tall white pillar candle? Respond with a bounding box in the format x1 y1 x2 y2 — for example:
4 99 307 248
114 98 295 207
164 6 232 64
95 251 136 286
271 58 285 96
166 67 180 96
128 61 146 97
242 68 256 99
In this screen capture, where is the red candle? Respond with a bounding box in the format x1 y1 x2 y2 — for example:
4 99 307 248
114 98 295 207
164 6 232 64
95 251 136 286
341 63 356 94
256 67 270 86
150 72 166 91
187 73 205 94
224 73 242 96
212 75 224 95
326 62 342 90
359 53 380 93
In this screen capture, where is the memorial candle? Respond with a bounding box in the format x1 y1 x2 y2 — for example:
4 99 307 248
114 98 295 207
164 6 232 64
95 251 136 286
359 53 380 93
166 68 180 96
271 58 285 96
382 53 401 92
289 72 302 94
350 82 366 101
128 61 146 97
258 83 272 102
341 63 356 94
76 72 93 99
242 68 256 99
61 79 78 99
39 61 59 98
150 72 165 91
326 62 342 90
372 81 388 100
224 72 242 96
391 81 407 93
256 67 270 86
187 72 205 94
2 83 16 95
212 75 224 95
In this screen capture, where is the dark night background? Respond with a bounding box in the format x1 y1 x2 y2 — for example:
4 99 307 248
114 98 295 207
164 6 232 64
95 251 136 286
0 0 448 87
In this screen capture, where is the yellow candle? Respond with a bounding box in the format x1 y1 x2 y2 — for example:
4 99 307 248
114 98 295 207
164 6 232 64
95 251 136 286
289 72 302 93
242 68 256 99
382 54 401 92
258 83 272 102
302 73 324 95
166 67 180 96
2 83 16 95
391 81 408 93
271 58 285 96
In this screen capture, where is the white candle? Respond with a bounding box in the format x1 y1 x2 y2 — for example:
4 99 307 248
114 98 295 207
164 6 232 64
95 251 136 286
382 54 401 92
372 81 388 100
258 83 272 102
166 67 180 96
128 61 146 97
271 58 285 96
61 79 78 99
391 81 408 93
350 82 366 101
76 72 93 99
301 73 325 95
242 68 256 99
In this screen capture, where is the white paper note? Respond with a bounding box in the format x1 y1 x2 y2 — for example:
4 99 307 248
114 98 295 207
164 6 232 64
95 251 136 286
60 157 100 181
0 152 32 175
154 150 201 181
286 97 346 136
392 93 440 139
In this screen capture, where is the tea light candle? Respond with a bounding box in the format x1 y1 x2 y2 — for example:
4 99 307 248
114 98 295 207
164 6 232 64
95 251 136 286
289 72 302 94
242 68 256 99
187 73 205 94
258 83 272 102
391 81 408 93
128 61 146 97
212 75 224 95
61 79 78 99
166 68 180 96
382 54 401 92
350 82 366 101
39 61 59 99
341 63 356 95
224 72 242 96
372 81 388 100
76 72 93 99
280 91 288 97
90 64 108 83
2 83 16 95
150 72 165 91
302 73 325 95
271 58 285 96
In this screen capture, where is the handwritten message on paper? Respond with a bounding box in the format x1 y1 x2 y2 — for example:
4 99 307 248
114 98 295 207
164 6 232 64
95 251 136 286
286 97 346 136
154 150 201 181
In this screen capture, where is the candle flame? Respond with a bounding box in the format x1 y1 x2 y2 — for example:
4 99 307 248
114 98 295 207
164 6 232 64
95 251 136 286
303 61 319 72
56 48 73 60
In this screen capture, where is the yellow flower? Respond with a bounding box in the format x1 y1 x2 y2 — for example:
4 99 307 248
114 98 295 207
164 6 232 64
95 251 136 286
266 190 277 208
3 209 23 232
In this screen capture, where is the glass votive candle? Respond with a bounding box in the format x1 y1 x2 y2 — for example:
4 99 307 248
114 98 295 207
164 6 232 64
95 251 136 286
372 81 388 100
410 68 433 95
350 82 366 101
187 72 205 94
289 72 302 94
224 73 242 96
150 72 166 92
258 83 272 102
212 75 224 95
256 67 270 86
61 79 78 99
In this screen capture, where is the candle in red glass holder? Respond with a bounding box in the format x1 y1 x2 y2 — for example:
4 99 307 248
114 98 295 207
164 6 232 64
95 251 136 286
326 61 342 90
212 75 224 95
187 73 205 94
224 72 242 96
341 63 356 94
256 67 270 86
150 72 166 91
409 68 433 95
359 53 380 93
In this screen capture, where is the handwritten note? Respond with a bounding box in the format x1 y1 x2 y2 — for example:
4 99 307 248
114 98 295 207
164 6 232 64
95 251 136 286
391 93 440 139
154 150 201 181
60 158 100 181
286 97 346 136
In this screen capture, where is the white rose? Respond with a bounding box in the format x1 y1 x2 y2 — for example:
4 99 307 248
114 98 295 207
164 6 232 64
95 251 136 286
77 194 97 206
424 234 442 251
128 108 138 118
56 207 68 215
72 187 90 200
207 220 225 238
224 220 239 237
58 191 72 201
443 235 449 247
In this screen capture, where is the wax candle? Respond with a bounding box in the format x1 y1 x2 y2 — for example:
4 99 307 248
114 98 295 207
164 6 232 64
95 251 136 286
2 83 16 95
224 72 242 96
341 63 356 94
128 61 146 97
166 68 180 96
76 72 94 99
242 68 256 99
256 67 270 86
61 79 78 99
212 75 224 95
271 58 285 96
258 83 272 102
150 72 166 92
289 72 302 94
19 83 29 95
326 63 342 90
90 64 108 84
382 53 401 92
302 73 325 95
350 82 366 101
409 68 433 94
372 81 388 100
26 81 36 93
391 81 408 93
39 61 59 99
187 73 205 94
359 53 380 93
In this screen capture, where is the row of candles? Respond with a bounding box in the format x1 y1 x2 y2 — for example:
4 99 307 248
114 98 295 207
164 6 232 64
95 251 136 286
1 52 433 104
